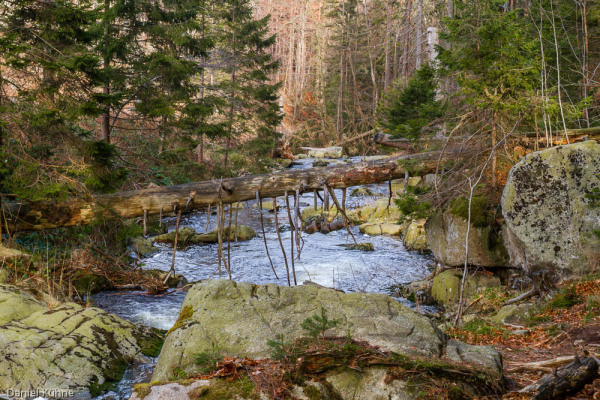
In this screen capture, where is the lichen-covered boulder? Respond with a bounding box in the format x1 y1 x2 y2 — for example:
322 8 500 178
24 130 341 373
359 222 403 236
152 225 256 246
0 285 163 398
431 269 501 306
502 141 600 282
426 213 508 267
306 146 343 159
403 219 428 251
491 303 537 325
153 280 447 380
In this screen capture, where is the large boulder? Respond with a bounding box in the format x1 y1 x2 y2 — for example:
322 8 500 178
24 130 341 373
502 141 600 282
0 285 163 398
153 280 448 380
426 213 508 267
431 269 502 306
153 280 503 385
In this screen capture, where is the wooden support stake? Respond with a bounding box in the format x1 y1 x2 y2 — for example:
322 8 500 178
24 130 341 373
158 207 163 227
216 202 222 278
404 171 409 194
294 189 302 259
284 192 297 285
313 189 317 210
326 184 358 246
227 202 233 277
273 196 291 286
387 180 393 209
257 192 278 279
143 209 147 236
163 208 182 284
206 203 212 231
234 203 239 242
323 184 330 211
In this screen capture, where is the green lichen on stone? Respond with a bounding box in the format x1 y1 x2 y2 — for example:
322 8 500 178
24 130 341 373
188 377 258 400
167 305 194 336
133 383 152 400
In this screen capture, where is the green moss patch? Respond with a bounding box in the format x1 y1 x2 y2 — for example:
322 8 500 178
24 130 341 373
167 305 194 336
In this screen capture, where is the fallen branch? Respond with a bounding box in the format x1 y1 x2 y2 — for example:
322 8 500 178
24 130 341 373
507 356 599 400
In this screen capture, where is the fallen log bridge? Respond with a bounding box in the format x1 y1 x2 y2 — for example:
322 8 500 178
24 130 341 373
3 152 443 231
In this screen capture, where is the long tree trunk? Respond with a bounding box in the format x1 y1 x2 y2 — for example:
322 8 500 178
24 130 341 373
3 152 447 232
101 0 111 143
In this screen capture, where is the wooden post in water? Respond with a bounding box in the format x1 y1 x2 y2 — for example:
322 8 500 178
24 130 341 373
284 192 297 285
294 189 302 259
143 209 147 236
163 206 182 284
227 203 233 277
256 191 278 279
273 196 291 286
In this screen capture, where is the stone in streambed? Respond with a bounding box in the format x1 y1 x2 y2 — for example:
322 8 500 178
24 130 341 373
306 146 343 159
359 222 403 236
402 219 428 251
152 225 256 245
0 285 163 398
252 201 279 211
152 280 446 380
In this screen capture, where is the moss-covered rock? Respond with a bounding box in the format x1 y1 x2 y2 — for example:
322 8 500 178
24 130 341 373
252 201 279 211
502 141 600 282
132 237 159 258
0 285 46 324
491 303 537 325
72 271 112 294
153 225 256 246
153 280 446 380
431 269 501 306
307 147 343 159
402 219 428 251
0 285 163 398
359 222 403 236
426 213 508 267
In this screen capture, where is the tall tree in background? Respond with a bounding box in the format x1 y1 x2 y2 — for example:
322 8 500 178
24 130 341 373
216 0 282 163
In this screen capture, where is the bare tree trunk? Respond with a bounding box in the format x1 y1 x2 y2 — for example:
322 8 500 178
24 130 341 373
401 0 413 82
415 0 423 69
384 0 393 89
101 0 111 143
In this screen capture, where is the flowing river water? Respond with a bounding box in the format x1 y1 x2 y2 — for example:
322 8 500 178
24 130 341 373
92 157 435 399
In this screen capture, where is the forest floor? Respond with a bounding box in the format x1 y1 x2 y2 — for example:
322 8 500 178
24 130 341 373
449 278 600 399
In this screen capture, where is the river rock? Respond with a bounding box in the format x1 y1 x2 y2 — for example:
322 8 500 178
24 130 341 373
153 280 447 380
359 222 403 236
153 225 256 246
306 146 344 159
252 201 279 211
431 269 501 306
132 237 159 258
502 141 600 282
294 153 307 160
426 213 508 267
0 285 163 398
402 219 428 251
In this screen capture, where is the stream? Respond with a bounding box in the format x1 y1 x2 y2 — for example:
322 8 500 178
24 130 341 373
93 157 435 399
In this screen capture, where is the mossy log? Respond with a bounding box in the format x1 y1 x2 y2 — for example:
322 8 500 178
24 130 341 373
2 152 445 231
508 356 598 400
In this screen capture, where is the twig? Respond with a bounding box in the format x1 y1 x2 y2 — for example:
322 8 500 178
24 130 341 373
273 197 290 286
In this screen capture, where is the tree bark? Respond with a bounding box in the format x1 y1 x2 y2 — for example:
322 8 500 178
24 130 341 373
2 152 446 231
511 356 598 400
